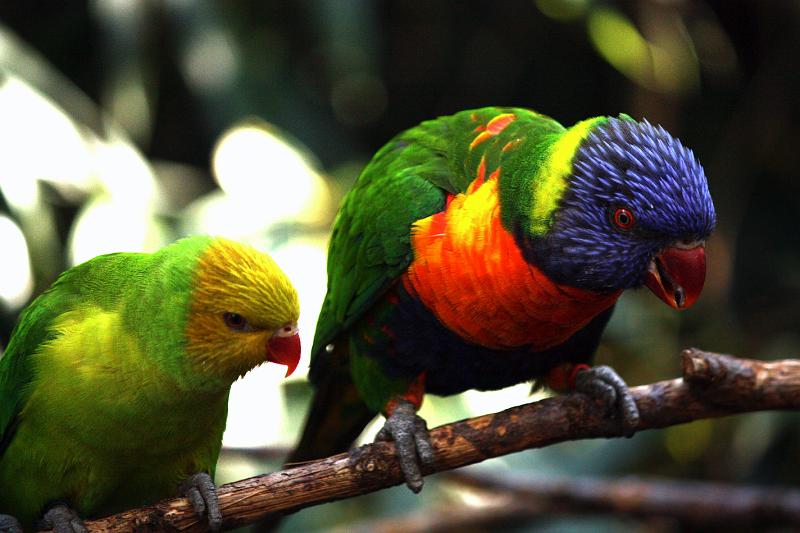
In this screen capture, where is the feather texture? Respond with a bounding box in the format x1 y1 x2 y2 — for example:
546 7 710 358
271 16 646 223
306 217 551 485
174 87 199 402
405 168 618 350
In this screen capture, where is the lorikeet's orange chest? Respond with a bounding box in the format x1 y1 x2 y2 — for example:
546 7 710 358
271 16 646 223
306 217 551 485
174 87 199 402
402 169 620 352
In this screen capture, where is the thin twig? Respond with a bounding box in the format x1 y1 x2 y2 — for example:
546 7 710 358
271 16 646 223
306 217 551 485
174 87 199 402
68 349 800 532
446 471 799 530
337 496 537 533
342 471 800 533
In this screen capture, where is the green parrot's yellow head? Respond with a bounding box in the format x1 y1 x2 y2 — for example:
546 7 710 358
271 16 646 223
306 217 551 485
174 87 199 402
185 238 300 381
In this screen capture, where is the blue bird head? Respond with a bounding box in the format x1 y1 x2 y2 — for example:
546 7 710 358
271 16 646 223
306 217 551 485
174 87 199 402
525 116 716 308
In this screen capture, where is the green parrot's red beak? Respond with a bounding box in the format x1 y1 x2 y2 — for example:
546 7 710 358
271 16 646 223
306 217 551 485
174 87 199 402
644 243 706 310
267 325 301 377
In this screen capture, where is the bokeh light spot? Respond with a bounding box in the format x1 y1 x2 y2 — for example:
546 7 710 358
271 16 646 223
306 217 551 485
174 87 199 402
535 0 588 21
183 28 239 93
212 122 329 226
588 8 651 88
68 196 168 265
270 237 329 378
0 76 91 210
0 216 33 309
665 419 712 464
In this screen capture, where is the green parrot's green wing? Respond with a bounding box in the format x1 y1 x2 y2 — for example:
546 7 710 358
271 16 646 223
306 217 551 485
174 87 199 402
0 252 143 457
0 282 77 455
309 107 537 377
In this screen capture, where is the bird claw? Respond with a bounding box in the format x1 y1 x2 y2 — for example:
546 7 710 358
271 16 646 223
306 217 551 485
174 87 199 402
0 514 23 533
37 504 87 533
375 399 435 493
574 365 640 437
179 472 222 532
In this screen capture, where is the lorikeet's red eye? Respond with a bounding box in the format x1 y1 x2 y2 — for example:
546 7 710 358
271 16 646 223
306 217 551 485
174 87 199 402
613 208 635 230
223 312 249 331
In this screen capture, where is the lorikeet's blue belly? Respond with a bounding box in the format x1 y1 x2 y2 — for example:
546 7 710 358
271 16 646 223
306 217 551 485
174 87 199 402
352 283 615 396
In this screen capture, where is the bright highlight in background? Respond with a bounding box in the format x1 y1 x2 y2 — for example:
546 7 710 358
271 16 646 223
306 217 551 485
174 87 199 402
212 122 329 225
587 6 699 95
69 137 165 265
270 237 329 375
587 8 650 87
68 196 168 265
0 216 33 309
222 237 329 448
0 76 91 211
535 0 588 21
223 363 287 448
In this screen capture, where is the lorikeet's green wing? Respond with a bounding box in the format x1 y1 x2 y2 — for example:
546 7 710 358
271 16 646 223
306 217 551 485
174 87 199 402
310 120 453 368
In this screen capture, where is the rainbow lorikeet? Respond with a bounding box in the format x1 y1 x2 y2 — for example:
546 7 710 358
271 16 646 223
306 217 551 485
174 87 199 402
0 236 301 532
289 107 715 491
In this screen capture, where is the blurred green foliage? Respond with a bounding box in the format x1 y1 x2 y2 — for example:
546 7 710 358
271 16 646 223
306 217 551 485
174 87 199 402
1 1 800 531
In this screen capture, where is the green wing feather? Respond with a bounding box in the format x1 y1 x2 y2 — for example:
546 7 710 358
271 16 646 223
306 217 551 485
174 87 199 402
0 252 144 456
0 291 64 455
309 117 452 373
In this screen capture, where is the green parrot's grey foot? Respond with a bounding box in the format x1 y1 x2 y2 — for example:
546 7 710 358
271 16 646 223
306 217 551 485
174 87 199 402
180 472 222 532
575 365 640 437
0 514 23 533
37 504 87 533
375 399 435 493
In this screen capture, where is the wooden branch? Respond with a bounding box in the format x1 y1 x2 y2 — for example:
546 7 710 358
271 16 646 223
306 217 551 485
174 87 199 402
71 349 800 532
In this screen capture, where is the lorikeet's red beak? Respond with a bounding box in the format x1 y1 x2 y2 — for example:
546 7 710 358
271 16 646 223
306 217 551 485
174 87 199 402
644 243 706 310
267 325 301 377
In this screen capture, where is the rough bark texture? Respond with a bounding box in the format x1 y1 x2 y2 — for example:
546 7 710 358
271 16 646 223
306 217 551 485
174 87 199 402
61 349 800 533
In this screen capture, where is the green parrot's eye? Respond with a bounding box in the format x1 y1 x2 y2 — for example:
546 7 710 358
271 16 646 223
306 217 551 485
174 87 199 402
223 312 249 331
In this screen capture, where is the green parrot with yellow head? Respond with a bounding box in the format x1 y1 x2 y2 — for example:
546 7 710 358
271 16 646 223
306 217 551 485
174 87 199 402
0 236 300 532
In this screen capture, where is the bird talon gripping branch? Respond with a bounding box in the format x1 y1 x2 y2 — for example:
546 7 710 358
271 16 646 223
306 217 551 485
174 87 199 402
180 472 223 532
575 365 640 436
0 514 23 533
375 398 435 492
38 504 87 533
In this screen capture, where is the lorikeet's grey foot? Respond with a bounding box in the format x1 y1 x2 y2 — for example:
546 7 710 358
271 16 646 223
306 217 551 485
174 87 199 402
375 399 435 493
179 472 222 532
37 504 87 533
575 365 640 436
0 514 23 533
